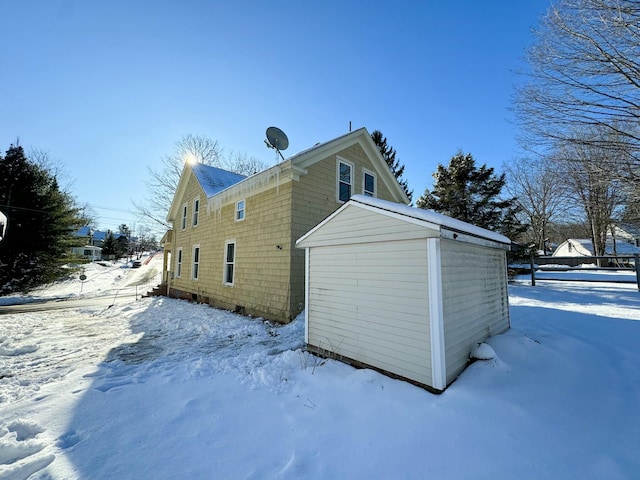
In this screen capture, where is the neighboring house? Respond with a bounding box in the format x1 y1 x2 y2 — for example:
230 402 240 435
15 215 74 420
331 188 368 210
71 245 103 261
611 224 640 247
553 238 640 257
296 195 511 392
72 227 129 260
163 128 409 323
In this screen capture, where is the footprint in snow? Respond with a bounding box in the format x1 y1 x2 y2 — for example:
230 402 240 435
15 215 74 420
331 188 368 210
57 430 82 449
0 419 53 480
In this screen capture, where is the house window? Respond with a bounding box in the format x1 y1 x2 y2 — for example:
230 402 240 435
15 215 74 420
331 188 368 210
181 204 188 230
236 199 245 221
363 170 376 197
193 198 200 227
176 248 183 278
337 158 353 202
192 245 200 280
224 241 235 286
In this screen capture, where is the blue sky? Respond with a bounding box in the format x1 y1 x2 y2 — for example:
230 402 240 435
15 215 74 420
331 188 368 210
1 1 549 233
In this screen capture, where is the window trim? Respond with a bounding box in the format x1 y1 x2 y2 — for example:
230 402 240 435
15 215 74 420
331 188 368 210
181 204 188 231
192 244 200 280
362 168 377 197
235 199 246 222
192 197 200 227
223 240 236 286
176 248 183 278
336 157 354 203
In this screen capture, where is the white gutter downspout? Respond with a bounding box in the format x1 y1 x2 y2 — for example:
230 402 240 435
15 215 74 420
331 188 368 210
427 237 446 391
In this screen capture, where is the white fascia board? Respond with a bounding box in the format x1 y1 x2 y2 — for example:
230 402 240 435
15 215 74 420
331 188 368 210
353 202 442 232
427 237 446 391
358 135 410 204
167 163 193 223
296 200 443 248
440 228 511 251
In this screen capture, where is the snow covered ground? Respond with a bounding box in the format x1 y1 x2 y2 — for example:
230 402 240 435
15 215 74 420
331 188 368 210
1 264 639 479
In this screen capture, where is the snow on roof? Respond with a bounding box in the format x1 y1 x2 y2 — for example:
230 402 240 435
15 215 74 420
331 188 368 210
191 163 247 198
351 195 511 244
558 238 640 256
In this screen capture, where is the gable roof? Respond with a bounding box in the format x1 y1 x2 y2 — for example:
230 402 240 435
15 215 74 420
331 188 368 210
167 127 410 222
287 127 409 204
297 195 511 247
554 238 640 256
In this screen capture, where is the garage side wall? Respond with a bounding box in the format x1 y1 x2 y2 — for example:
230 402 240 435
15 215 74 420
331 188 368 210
306 239 432 386
440 240 510 384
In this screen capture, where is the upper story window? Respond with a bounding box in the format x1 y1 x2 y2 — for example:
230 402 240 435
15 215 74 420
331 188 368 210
236 199 245 222
193 198 200 227
337 158 353 203
181 204 188 230
363 170 376 197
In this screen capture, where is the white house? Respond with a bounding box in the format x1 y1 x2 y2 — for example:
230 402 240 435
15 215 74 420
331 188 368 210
71 245 102 261
553 238 640 257
296 195 511 392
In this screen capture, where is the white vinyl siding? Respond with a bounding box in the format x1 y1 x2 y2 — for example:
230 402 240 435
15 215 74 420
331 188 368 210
176 248 183 278
298 204 439 248
336 158 353 203
440 240 510 384
307 240 432 386
193 198 200 227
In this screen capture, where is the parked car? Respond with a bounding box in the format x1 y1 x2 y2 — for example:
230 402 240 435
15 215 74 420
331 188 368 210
132 260 142 268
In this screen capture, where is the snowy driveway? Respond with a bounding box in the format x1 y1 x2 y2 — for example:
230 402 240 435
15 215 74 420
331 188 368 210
0 294 139 314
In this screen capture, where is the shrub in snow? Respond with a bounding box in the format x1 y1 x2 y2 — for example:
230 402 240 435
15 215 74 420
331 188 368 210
470 342 496 361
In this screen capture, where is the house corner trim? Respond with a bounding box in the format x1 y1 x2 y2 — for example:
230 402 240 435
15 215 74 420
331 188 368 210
427 237 446 390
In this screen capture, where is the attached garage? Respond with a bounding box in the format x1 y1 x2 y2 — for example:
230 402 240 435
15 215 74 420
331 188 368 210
295 195 511 392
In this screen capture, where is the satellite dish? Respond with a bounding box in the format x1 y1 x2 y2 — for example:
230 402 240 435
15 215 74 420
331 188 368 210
265 126 289 161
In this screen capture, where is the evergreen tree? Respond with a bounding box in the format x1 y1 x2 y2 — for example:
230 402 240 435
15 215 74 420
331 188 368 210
101 231 119 259
416 151 526 238
0 145 83 293
371 130 413 202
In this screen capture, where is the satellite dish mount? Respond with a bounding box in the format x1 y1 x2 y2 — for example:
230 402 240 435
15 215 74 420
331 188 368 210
265 126 289 161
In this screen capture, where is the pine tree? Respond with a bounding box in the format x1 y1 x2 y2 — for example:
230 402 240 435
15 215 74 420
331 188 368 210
0 145 83 293
101 231 119 259
416 151 525 238
371 130 413 202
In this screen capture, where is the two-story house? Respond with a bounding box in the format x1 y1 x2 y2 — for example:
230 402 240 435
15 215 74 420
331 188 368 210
162 127 409 323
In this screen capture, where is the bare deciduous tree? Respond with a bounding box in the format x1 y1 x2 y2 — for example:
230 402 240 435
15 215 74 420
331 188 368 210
504 156 572 251
134 134 267 231
515 0 640 175
554 130 627 257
